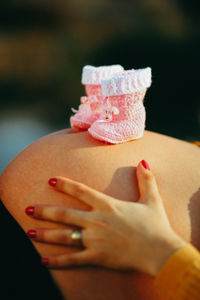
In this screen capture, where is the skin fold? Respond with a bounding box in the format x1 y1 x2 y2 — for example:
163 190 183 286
0 129 200 300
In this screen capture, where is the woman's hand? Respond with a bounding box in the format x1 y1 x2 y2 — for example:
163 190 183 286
25 160 186 276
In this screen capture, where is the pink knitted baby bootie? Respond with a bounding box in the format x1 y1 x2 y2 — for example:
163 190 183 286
70 65 124 130
88 67 152 144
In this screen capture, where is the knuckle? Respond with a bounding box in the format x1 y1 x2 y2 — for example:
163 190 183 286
51 255 71 268
144 171 154 181
35 206 44 218
151 192 161 203
50 256 61 268
103 199 117 213
91 212 110 228
107 203 116 212
57 179 68 192
142 190 161 205
81 229 87 242
33 228 43 241
54 208 68 222
38 229 47 241
90 211 103 223
73 183 86 197
58 230 70 244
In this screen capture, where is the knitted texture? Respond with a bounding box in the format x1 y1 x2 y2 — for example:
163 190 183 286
81 65 124 85
88 68 151 144
70 96 102 130
102 67 151 96
85 84 102 100
70 65 124 130
88 90 147 144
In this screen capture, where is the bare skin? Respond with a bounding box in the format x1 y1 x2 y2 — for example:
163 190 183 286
0 129 200 300
26 160 186 276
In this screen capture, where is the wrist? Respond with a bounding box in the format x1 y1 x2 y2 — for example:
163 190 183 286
150 234 187 277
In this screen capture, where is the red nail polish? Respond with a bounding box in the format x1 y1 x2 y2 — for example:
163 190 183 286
48 178 57 187
41 257 49 266
141 160 150 170
25 206 35 216
27 229 36 238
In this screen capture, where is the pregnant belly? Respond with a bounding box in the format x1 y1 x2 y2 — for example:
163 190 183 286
1 130 199 300
51 267 162 300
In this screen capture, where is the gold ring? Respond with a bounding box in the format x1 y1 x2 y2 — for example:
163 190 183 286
71 230 83 247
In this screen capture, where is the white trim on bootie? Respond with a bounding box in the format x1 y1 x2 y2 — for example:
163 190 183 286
102 67 152 96
81 65 124 85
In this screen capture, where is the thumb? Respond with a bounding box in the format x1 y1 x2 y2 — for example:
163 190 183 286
136 160 161 205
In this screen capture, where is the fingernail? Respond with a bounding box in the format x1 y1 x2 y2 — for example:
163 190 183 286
141 160 150 170
27 229 36 238
25 206 35 216
48 178 57 187
41 257 49 266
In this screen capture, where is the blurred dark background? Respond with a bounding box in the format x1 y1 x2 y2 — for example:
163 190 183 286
0 2 199 299
0 0 200 174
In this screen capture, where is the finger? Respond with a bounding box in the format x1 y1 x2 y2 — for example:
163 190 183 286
136 160 161 205
27 205 90 227
48 176 113 210
27 228 84 247
41 250 93 268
